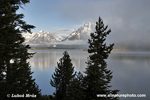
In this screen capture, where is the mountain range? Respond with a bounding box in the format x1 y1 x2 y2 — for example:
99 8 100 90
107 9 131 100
22 22 150 51
22 22 95 48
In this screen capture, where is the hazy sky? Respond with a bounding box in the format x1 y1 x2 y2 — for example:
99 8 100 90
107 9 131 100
18 0 150 45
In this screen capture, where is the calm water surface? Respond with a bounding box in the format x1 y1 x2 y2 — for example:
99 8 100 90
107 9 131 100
29 50 150 100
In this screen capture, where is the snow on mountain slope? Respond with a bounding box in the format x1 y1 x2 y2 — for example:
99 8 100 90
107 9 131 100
25 30 58 44
22 22 96 47
22 32 36 42
64 22 95 41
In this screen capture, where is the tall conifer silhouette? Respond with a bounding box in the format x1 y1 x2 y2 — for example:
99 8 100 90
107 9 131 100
83 17 119 100
0 0 41 99
50 51 76 100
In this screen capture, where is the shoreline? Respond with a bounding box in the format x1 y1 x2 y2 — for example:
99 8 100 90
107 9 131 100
28 48 150 52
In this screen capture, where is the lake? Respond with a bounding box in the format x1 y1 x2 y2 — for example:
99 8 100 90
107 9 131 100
29 50 150 100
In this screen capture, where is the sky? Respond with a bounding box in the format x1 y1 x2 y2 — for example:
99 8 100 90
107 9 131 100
18 0 150 47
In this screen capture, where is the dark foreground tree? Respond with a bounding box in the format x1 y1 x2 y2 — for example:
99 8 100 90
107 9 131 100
0 0 41 99
50 51 76 100
67 71 84 100
83 17 119 100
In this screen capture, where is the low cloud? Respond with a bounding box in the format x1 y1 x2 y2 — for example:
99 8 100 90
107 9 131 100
56 40 87 45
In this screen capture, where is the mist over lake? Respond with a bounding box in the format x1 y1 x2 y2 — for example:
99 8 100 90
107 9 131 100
29 50 150 100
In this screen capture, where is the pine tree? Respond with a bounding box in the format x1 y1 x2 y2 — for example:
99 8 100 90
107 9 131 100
83 17 119 100
50 51 76 100
0 0 41 99
67 71 84 100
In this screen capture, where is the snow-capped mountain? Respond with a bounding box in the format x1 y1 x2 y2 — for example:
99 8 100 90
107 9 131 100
24 30 58 44
64 22 95 41
22 32 36 42
22 22 96 48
